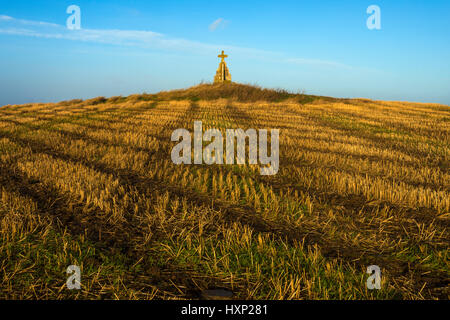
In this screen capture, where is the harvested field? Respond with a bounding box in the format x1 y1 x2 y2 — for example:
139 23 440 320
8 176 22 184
0 83 448 299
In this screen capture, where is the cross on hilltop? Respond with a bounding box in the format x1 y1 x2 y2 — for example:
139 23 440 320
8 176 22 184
214 50 232 83
218 50 228 62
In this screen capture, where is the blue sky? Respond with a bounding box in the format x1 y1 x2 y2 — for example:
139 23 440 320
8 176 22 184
0 0 449 105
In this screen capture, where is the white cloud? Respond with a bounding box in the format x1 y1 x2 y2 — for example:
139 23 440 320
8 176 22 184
209 18 229 31
0 15 220 54
0 15 375 73
286 58 353 69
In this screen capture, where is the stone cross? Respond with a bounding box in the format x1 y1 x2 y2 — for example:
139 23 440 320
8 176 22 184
218 50 228 62
214 50 232 83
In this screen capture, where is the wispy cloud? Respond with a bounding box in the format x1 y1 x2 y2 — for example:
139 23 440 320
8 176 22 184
209 18 229 32
0 15 225 54
1 14 59 27
286 58 354 69
0 15 375 72
0 15 277 57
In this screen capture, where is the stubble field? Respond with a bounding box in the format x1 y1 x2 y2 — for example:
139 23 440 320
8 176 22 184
0 83 448 299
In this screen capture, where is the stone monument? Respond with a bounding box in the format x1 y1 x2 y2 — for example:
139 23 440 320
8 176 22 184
214 50 232 83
